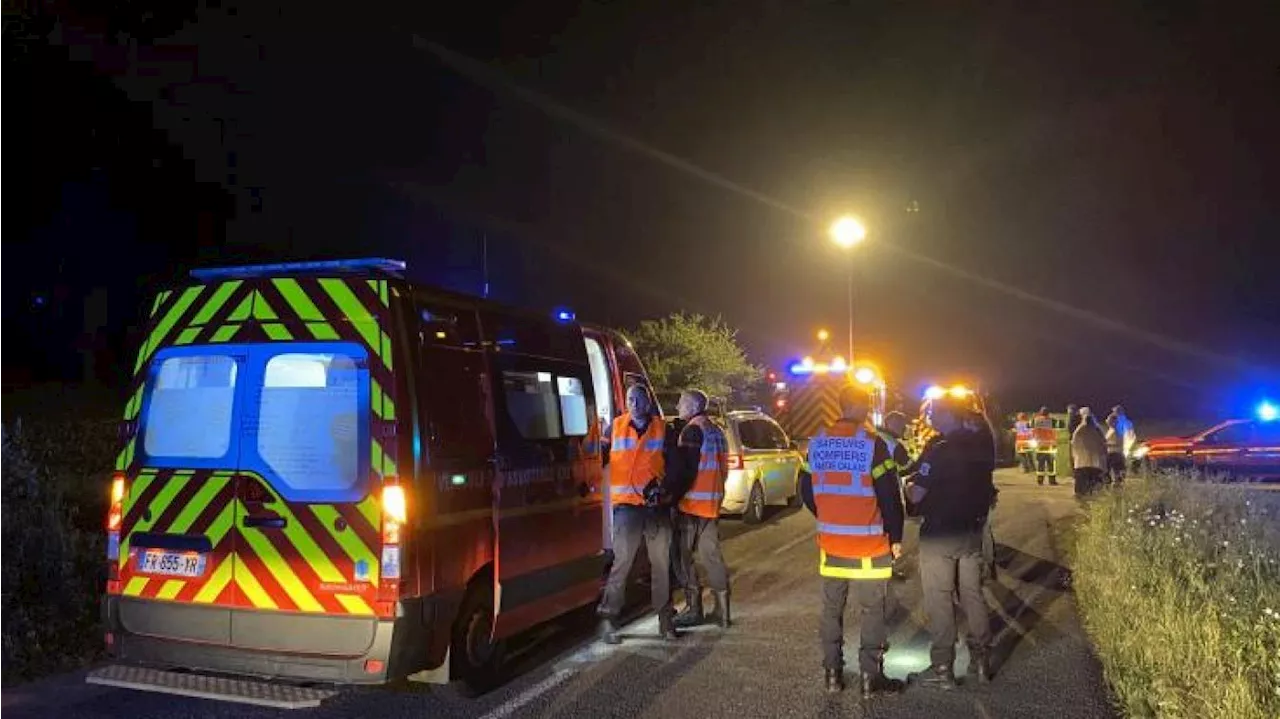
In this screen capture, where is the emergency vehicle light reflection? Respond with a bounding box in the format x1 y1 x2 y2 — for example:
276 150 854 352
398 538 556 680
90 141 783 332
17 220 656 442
1259 401 1278 422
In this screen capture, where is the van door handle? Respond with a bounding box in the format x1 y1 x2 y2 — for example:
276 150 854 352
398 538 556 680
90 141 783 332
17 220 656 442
243 516 286 529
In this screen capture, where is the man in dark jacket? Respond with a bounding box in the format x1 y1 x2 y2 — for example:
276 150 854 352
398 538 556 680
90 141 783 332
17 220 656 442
906 398 997 689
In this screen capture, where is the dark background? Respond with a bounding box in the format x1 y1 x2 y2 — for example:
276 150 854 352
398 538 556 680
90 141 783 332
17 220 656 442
5 0 1278 421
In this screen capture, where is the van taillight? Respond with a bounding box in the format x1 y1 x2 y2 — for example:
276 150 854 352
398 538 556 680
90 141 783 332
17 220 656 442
106 473 127 532
378 478 404 596
726 454 745 471
381 483 406 543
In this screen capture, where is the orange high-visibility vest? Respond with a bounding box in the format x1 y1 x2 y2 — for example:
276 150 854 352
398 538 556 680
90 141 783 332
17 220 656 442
1033 414 1056 451
1015 420 1033 451
677 415 728 519
608 414 666 507
809 419 894 580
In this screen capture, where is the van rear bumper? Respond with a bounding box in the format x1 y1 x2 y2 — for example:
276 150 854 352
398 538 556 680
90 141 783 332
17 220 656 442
102 595 435 685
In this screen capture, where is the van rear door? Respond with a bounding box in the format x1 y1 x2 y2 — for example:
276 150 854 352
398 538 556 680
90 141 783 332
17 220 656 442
225 277 395 653
120 348 246 644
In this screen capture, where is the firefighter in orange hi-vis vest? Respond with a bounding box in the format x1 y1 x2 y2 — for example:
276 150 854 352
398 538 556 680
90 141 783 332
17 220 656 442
598 383 678 644
670 389 732 630
800 384 906 698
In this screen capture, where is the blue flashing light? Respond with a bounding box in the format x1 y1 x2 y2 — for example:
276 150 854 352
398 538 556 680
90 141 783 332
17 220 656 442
1259 401 1278 422
789 363 813 376
554 309 576 323
190 258 407 281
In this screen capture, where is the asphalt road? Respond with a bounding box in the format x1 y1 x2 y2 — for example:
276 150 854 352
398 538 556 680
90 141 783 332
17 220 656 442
4 469 1119 719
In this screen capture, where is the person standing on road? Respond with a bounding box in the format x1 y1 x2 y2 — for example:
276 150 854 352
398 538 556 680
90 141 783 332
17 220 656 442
1104 412 1126 485
906 397 997 689
1112 405 1137 470
599 384 679 644
1066 404 1082 436
670 389 733 629
1033 407 1059 486
878 411 914 581
1071 409 1108 499
801 385 906 698
1014 412 1035 474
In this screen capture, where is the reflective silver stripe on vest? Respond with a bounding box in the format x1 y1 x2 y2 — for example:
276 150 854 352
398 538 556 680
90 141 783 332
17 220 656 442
683 491 724 501
812 482 876 497
816 522 885 536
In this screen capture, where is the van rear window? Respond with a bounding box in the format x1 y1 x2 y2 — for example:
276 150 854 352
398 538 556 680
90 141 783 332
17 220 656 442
143 355 238 459
257 353 362 495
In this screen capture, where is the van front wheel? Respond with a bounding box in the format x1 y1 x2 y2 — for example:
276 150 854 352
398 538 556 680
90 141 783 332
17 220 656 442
451 580 505 695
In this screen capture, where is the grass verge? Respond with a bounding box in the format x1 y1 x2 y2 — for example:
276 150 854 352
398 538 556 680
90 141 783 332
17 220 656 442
1074 472 1280 718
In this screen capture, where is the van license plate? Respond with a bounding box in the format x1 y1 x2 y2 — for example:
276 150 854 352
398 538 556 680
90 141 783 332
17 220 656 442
138 550 206 578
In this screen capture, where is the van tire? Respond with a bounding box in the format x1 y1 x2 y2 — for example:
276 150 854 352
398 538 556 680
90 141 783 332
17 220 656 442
451 580 505 696
743 481 766 525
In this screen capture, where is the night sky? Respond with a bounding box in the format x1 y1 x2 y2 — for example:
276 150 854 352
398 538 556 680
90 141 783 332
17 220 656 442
6 1 1279 420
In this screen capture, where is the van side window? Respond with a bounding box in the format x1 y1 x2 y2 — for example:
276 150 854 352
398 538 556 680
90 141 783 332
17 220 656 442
416 301 493 464
584 337 615 423
480 311 579 359
612 339 647 383
502 371 562 440
418 300 482 349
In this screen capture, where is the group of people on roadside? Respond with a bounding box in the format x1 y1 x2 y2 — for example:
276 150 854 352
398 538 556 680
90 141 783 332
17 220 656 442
1067 404 1137 498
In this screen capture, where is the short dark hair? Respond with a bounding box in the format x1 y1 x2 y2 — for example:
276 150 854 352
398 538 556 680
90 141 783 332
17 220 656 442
681 389 709 412
838 384 870 410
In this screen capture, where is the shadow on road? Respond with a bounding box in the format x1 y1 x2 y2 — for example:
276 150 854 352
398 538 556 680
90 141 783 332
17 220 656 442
720 505 802 542
986 543 1073 676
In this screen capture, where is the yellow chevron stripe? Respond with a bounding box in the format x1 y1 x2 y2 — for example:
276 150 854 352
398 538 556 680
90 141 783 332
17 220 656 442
156 580 186 600
232 552 279 609
357 495 380 530
194 554 234 604
310 505 379 584
174 327 203 345
263 323 293 341
124 577 149 597
267 501 346 584
210 324 241 343
135 286 204 374
238 522 324 612
251 291 280 320
335 593 375 615
190 280 244 325
166 475 232 535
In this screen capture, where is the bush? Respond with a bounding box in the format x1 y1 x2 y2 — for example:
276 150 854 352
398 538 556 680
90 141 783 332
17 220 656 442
1 415 112 684
1074 472 1280 718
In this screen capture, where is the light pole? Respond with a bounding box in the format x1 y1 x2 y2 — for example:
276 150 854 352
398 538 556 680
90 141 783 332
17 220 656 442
829 216 866 366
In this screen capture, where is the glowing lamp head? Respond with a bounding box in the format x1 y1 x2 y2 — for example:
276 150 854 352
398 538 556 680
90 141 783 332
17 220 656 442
854 367 876 385
817 329 830 342
924 385 946 401
830 357 848 373
949 385 971 398
830 216 867 248
1259 401 1279 422
554 309 575 322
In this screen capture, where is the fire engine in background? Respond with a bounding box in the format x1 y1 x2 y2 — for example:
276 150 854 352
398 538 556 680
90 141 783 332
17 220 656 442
90 258 657 706
772 356 887 444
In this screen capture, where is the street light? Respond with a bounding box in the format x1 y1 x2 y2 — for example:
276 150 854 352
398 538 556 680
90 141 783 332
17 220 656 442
817 329 830 342
829 215 866 364
830 216 866 248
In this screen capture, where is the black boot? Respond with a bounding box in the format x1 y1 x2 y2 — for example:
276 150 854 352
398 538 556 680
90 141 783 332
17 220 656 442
706 590 731 628
824 667 845 694
599 618 621 645
910 664 957 690
673 589 703 628
967 648 992 684
657 610 680 642
860 671 905 697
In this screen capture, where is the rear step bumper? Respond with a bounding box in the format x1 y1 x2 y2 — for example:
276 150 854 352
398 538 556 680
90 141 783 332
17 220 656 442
86 664 336 709
103 595 438 684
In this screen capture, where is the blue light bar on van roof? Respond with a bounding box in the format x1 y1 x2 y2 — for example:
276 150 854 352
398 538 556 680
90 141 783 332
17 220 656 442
190 258 407 281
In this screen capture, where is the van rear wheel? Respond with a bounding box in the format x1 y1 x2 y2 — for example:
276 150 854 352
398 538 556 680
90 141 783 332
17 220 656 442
451 580 505 695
